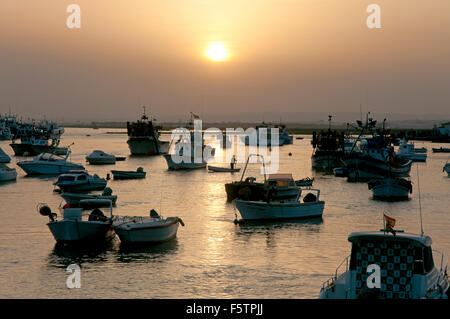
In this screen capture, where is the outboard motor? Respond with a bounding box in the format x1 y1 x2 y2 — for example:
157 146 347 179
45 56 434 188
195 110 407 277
88 208 107 222
102 187 113 196
137 167 144 173
303 193 317 203
150 209 160 218
39 205 57 222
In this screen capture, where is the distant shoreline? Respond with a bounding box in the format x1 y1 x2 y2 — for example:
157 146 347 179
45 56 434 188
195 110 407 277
60 123 450 141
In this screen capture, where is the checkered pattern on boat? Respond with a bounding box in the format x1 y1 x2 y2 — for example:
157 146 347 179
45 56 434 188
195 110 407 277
354 239 415 299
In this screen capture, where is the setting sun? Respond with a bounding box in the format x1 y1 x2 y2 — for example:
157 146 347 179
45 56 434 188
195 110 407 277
205 42 229 62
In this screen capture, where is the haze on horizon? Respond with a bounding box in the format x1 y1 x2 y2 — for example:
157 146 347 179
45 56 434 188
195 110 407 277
1 0 450 123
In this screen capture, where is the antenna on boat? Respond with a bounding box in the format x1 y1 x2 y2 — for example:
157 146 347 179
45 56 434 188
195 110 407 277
416 164 424 237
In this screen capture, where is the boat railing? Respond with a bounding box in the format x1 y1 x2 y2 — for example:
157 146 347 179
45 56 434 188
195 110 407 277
239 154 266 183
433 250 448 276
322 255 350 290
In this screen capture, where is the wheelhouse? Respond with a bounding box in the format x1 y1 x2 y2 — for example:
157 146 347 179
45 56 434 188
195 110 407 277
348 231 435 299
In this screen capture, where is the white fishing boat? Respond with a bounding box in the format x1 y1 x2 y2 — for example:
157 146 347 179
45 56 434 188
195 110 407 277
396 140 427 162
111 167 146 179
54 170 107 193
444 163 450 177
319 229 449 299
86 150 116 165
234 188 324 221
368 177 412 200
113 209 184 244
61 187 117 207
38 201 115 244
0 164 17 182
0 147 11 163
208 165 240 172
17 151 84 175
163 130 215 170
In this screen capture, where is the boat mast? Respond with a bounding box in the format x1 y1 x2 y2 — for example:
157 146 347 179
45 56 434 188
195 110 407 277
416 164 424 237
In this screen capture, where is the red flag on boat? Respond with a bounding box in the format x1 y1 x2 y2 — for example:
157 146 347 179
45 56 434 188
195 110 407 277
384 213 396 235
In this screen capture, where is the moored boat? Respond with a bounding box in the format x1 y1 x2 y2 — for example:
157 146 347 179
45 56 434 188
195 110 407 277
113 209 184 244
368 177 412 200
319 226 449 299
17 151 84 175
0 164 17 182
86 150 116 165
54 170 107 193
208 165 241 172
396 140 427 162
127 107 168 155
234 188 324 221
38 201 115 244
432 147 450 153
111 167 146 180
61 188 117 207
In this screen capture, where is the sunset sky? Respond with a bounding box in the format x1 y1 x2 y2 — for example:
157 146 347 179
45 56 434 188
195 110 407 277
1 1 450 122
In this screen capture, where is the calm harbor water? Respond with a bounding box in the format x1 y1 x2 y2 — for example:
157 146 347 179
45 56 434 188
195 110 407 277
0 128 449 298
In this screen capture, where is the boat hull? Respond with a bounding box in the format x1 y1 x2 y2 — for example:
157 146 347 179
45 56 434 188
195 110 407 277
371 183 410 199
0 169 17 181
10 143 67 156
208 165 240 172
114 219 179 243
163 154 207 170
127 137 169 155
86 158 116 165
17 162 84 175
312 154 342 170
47 220 114 243
55 181 107 193
61 193 117 206
111 170 146 179
235 199 325 220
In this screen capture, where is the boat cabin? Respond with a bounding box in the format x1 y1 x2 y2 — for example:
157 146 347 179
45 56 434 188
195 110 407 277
348 231 436 299
56 171 91 182
265 174 296 187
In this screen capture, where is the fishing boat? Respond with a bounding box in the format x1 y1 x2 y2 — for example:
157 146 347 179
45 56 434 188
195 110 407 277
38 201 115 244
311 116 345 170
126 107 169 155
234 188 324 221
0 164 17 182
432 147 450 153
53 170 107 193
17 151 84 175
368 177 412 200
163 128 215 170
208 165 240 173
225 154 300 202
396 140 427 162
319 224 449 299
342 140 413 181
86 150 116 165
10 136 68 156
113 209 184 244
111 167 146 179
61 188 117 207
0 147 11 163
